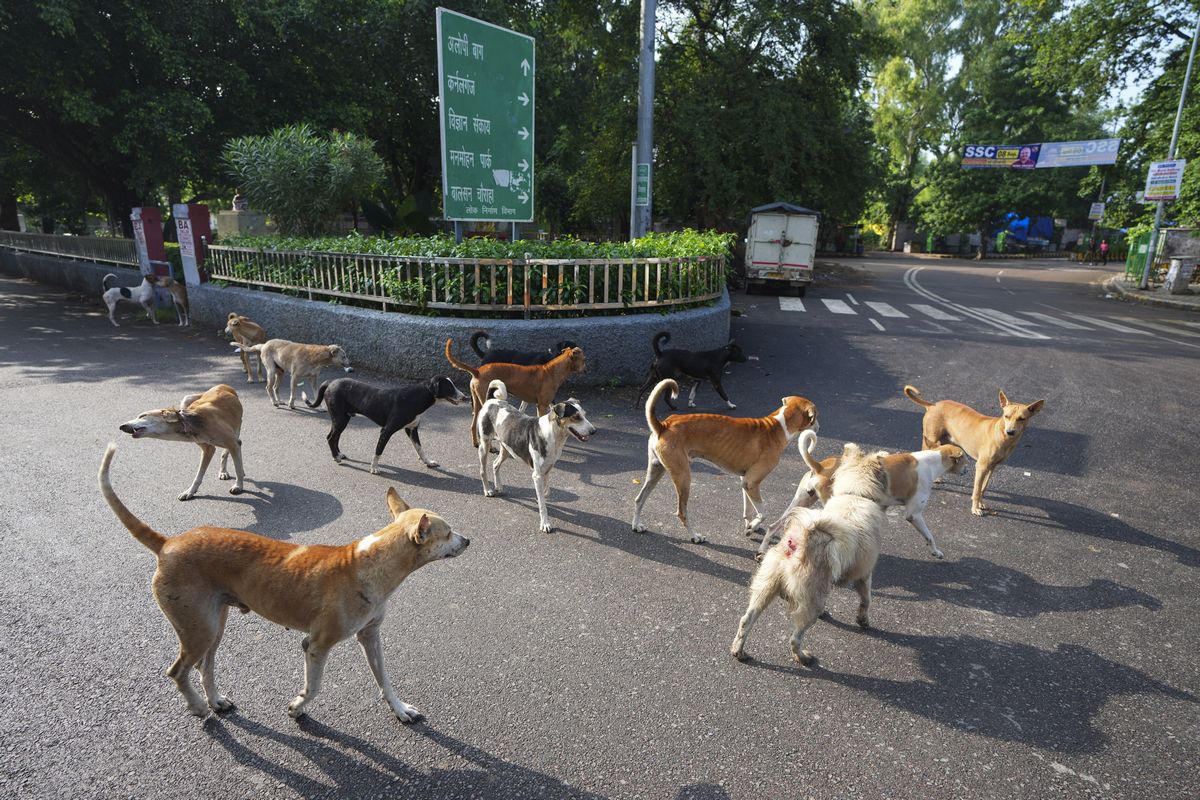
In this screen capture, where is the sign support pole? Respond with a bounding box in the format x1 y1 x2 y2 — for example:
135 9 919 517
632 0 656 239
1140 12 1200 290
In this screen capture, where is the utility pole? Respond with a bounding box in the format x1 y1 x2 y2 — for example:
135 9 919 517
632 0 656 240
1140 12 1200 289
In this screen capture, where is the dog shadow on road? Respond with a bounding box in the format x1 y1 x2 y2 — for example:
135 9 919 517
334 458 482 495
200 480 343 539
873 554 1161 617
204 713 608 799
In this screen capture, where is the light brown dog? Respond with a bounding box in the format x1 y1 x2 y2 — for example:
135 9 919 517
156 276 190 326
764 430 966 560
224 312 268 382
235 338 353 409
118 384 245 500
98 443 469 721
904 385 1044 516
445 338 586 447
631 378 818 543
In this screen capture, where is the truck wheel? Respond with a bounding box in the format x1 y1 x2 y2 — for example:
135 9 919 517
796 285 807 298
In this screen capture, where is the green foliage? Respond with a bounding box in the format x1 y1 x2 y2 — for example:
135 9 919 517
223 124 384 236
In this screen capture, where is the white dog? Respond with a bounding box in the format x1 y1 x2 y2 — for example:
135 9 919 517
731 443 889 666
102 272 157 327
476 379 596 533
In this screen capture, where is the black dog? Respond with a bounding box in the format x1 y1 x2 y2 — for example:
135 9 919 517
636 331 747 410
470 331 579 366
307 375 469 474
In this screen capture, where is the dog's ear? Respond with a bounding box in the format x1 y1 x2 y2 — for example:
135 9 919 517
386 487 409 520
842 442 862 458
410 513 431 545
998 389 1009 408
552 401 571 420
329 345 341 356
1027 399 1045 416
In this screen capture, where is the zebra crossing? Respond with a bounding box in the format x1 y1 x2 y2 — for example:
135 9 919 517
774 293 1199 346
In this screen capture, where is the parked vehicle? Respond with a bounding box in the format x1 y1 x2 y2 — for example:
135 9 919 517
744 202 820 296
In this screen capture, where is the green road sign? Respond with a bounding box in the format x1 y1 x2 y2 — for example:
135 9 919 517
437 8 534 222
635 163 650 207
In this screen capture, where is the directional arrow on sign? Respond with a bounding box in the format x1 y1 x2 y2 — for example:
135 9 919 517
520 58 531 76
518 127 529 140
518 159 529 172
517 190 529 203
518 92 529 107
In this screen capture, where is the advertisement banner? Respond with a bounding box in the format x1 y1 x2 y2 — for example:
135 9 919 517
1144 159 1186 202
1036 138 1121 168
962 144 1041 169
1088 202 1105 221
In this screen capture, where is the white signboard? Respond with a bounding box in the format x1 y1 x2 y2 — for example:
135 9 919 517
1088 202 1104 221
1144 159 1186 202
1036 138 1121 168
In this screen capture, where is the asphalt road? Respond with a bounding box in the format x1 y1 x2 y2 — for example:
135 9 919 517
0 253 1196 799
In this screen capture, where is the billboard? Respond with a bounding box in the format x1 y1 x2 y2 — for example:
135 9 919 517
962 144 1041 169
1144 159 1186 202
1036 138 1121 168
1088 202 1105 221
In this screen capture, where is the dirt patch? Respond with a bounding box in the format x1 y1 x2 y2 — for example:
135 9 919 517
813 260 872 287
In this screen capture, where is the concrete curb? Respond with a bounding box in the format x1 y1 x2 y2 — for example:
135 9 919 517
0 248 731 385
1104 276 1200 313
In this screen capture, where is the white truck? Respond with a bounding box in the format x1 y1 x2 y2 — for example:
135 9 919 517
744 202 820 296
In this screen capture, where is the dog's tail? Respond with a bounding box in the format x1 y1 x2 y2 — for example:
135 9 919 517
797 429 826 474
652 331 670 356
903 385 934 408
231 341 263 354
645 378 678 437
102 273 117 290
445 339 480 378
470 331 490 358
485 379 508 402
306 381 331 409
98 444 167 555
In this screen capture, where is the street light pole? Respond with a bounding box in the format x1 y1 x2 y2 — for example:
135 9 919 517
1140 12 1200 289
632 0 656 240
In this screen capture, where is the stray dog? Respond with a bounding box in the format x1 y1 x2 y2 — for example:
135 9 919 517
763 430 966 560
470 331 579 366
117 384 245 500
904 385 1044 516
224 312 268 382
307 375 469 474
156 276 190 326
631 378 818 543
102 272 157 327
445 338 587 447
636 331 747 410
730 443 889 666
98 443 469 721
234 339 353 409
476 379 596 533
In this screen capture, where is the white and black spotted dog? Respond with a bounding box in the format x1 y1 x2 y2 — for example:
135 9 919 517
476 379 596 533
102 272 157 327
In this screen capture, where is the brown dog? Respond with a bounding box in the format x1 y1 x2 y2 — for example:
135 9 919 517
224 312 268 382
118 384 245 500
235 338 353 409
904 385 1044 516
632 378 818 543
156 276 190 326
445 338 586 447
98 443 469 721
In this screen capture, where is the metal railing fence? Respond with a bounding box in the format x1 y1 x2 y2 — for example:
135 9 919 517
204 244 726 315
0 230 139 267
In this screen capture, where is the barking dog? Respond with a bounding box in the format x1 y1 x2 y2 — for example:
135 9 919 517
636 331 747 410
234 339 353 409
631 379 818 543
763 430 966 560
445 338 586 447
98 443 469 721
904 385 1044 516
470 331 579 366
224 313 268 382
156 276 189 326
102 272 157 327
731 443 889 666
476 380 596 533
117 384 245 500
307 375 469 474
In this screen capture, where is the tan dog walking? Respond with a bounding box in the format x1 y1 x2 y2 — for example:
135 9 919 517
904 385 1044 516
224 312 268 382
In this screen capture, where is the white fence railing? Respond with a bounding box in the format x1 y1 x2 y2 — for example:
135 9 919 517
0 230 139 268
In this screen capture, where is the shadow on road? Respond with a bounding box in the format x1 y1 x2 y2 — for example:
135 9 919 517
200 480 344 538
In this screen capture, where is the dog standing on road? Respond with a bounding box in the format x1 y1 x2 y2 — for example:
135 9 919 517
476 379 596 533
307 375 469 474
235 339 353 409
156 276 190 326
470 331 579 366
631 378 818 543
764 430 966 560
102 272 157 327
731 443 889 666
116 384 245 500
636 331 747 410
224 313 268 382
904 385 1044 516
98 443 469 721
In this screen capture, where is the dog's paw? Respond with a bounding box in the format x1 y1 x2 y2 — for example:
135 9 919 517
210 696 237 713
539 522 554 534
971 506 986 517
856 616 871 629
632 522 646 533
754 552 765 563
177 491 195 501
931 548 945 560
793 650 817 667
687 401 697 408
369 467 381 475
218 470 231 480
229 486 243 495
424 461 440 469
393 702 423 724
187 701 210 717
690 534 706 544
730 647 747 661
726 402 737 409
287 697 308 719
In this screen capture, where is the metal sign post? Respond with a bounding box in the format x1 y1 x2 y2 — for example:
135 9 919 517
437 8 535 224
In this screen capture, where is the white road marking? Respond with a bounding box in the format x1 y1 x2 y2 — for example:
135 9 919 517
869 318 885 331
865 301 908 318
972 307 1043 326
822 298 857 315
904 268 1050 340
1020 312 1093 330
1113 317 1200 338
778 297 806 312
909 303 961 321
846 293 859 305
1061 313 1152 334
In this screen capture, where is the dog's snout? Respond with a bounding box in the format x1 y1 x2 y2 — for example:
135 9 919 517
344 367 354 373
119 423 135 433
461 537 470 548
